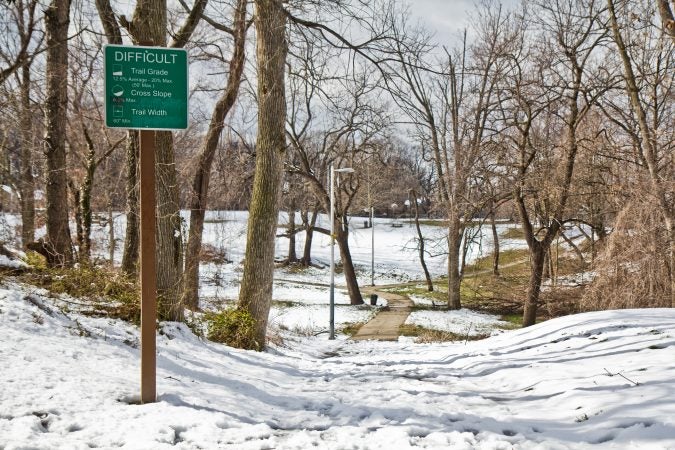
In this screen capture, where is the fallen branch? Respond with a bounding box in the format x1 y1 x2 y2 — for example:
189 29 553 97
603 367 640 386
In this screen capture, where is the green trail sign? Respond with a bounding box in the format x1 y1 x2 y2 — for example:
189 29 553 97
104 45 188 130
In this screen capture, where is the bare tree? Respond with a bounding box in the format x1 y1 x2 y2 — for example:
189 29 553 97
286 40 391 305
182 0 249 311
0 0 44 248
93 0 141 276
604 0 674 306
383 1 517 309
115 0 205 320
504 0 608 326
43 0 74 266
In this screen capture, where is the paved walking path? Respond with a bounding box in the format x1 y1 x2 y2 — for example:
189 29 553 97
351 287 414 341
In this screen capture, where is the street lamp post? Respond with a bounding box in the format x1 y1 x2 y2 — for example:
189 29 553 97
329 164 354 340
408 189 413 227
371 206 375 286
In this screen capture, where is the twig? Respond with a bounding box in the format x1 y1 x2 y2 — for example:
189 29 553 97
164 376 184 384
464 322 473 345
603 368 640 386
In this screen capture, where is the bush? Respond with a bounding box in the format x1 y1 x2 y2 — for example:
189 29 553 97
205 308 260 350
581 199 671 310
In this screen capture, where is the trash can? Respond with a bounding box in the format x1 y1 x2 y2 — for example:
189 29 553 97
370 294 378 306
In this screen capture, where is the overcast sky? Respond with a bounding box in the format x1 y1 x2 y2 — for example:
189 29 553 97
408 0 476 46
409 0 520 49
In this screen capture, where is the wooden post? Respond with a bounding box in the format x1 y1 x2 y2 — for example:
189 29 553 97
139 129 156 403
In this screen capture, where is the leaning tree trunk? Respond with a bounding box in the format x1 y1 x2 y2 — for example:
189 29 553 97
43 0 73 267
489 202 500 276
19 64 35 249
413 191 433 291
182 0 247 311
335 223 364 305
237 0 288 349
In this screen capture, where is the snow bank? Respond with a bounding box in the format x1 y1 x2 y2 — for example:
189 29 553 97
406 308 508 337
2 282 675 449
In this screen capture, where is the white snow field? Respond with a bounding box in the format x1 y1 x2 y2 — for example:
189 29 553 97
1 281 675 449
2 211 672 448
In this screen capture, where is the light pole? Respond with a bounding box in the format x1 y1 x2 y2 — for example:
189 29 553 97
408 189 413 227
371 206 375 286
329 164 354 340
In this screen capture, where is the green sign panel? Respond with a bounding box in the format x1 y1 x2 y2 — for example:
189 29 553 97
104 45 188 130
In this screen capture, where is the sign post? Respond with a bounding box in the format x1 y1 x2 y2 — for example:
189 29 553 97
139 128 156 404
104 44 188 404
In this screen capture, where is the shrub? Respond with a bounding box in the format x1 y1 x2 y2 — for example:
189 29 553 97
581 199 671 310
23 251 47 270
205 308 260 350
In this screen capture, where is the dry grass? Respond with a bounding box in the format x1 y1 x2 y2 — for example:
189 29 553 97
581 200 672 310
399 324 490 343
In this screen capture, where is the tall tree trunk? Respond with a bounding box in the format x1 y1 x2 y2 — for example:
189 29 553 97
108 201 115 266
121 131 140 275
300 208 318 266
76 123 106 263
69 181 82 257
667 219 675 308
182 0 247 311
79 149 96 263
447 217 463 310
43 0 73 267
287 199 298 264
413 191 433 291
517 192 562 327
543 245 552 280
523 241 546 327
237 0 287 349
19 64 35 248
94 0 140 275
155 130 184 321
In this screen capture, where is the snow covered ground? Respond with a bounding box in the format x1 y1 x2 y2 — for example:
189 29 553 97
2 211 526 335
3 211 671 448
1 282 675 449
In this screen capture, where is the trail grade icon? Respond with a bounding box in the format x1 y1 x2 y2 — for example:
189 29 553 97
104 45 188 130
